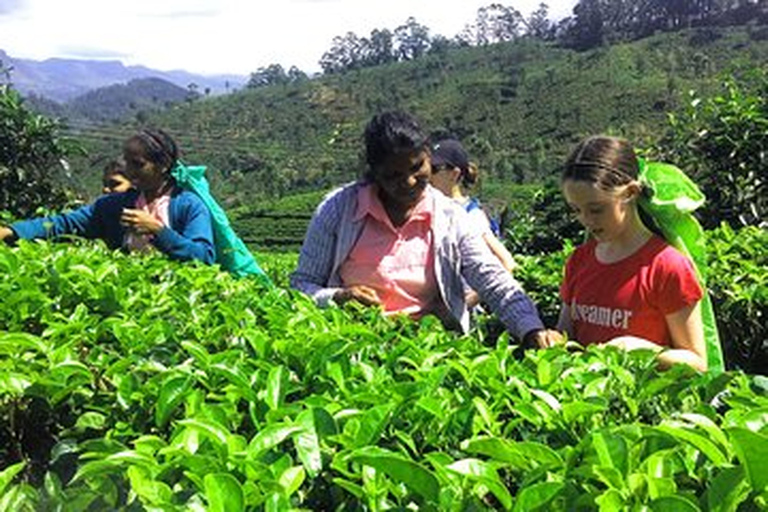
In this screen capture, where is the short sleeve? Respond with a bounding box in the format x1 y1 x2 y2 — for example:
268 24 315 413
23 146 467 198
651 248 704 314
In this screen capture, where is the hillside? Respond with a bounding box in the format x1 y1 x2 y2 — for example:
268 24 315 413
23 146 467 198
0 49 246 102
62 26 768 206
24 77 194 125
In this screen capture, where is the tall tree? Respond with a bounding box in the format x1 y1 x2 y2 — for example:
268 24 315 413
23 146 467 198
319 32 366 73
475 4 524 45
394 17 431 60
523 3 556 40
247 64 289 88
364 29 395 66
0 73 79 216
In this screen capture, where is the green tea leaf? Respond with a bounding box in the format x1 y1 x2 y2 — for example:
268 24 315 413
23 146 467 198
155 374 192 428
513 481 564 512
204 473 244 512
75 412 106 431
295 409 323 478
349 446 440 504
656 423 728 465
265 365 286 410
650 495 701 511
447 458 511 510
0 462 25 496
353 403 394 448
278 466 305 497
247 424 303 459
707 466 750 512
728 427 768 491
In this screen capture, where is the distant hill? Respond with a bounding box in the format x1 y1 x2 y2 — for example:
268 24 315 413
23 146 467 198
0 49 246 102
68 77 191 123
60 26 768 206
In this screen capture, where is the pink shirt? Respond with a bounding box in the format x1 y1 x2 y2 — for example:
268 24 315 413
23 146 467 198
339 184 438 316
125 191 171 252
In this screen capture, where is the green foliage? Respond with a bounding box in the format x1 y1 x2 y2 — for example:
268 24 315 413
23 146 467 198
706 225 767 374
502 180 583 256
662 68 768 228
0 82 81 217
61 27 768 205
0 226 765 509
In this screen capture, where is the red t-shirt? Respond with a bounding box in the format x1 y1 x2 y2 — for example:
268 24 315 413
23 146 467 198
560 236 703 347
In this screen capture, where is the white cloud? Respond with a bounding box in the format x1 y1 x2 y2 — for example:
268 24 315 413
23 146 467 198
0 0 578 76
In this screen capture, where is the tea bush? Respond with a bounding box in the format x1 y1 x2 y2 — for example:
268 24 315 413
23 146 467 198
0 229 765 510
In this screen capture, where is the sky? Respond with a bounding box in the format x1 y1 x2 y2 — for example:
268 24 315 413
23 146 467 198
0 0 579 77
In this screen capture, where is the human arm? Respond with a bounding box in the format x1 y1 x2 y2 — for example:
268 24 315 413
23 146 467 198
607 302 707 371
605 248 708 371
483 232 517 273
459 230 550 341
7 204 99 241
150 195 215 264
334 285 381 307
290 188 349 307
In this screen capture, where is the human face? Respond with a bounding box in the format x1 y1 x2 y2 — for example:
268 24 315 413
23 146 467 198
372 149 431 210
562 179 633 242
102 173 132 194
123 141 167 193
429 164 460 197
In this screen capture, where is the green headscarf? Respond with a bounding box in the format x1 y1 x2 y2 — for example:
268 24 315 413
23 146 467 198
172 162 271 284
637 159 724 373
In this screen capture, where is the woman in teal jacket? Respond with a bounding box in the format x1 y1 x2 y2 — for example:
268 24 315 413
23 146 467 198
0 129 215 264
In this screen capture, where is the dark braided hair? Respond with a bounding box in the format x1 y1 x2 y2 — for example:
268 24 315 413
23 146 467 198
127 129 179 174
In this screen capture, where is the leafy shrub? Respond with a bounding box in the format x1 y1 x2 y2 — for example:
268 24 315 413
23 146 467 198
707 224 767 374
662 69 768 229
1 235 765 510
0 80 82 217
502 180 583 256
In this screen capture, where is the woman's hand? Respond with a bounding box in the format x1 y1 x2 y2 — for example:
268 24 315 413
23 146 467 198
0 226 14 242
334 285 382 307
120 209 163 235
526 329 565 348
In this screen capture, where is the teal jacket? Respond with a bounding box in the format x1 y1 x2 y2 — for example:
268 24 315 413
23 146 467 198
10 188 215 264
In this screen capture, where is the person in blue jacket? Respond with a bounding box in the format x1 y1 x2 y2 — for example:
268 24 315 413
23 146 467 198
0 129 215 264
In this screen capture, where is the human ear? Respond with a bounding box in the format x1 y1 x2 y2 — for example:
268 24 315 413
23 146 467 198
622 182 642 202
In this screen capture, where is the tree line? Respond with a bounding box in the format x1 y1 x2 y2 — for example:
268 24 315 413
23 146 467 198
245 0 766 86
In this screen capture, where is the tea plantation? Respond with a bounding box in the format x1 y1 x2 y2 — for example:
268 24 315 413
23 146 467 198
0 225 766 510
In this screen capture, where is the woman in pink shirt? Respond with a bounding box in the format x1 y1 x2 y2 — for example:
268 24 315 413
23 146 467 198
291 111 560 347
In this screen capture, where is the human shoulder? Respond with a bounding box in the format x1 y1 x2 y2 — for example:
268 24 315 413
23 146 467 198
644 236 697 275
320 181 364 206
429 186 465 216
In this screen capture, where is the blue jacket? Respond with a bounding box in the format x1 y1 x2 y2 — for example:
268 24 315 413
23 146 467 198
11 188 215 264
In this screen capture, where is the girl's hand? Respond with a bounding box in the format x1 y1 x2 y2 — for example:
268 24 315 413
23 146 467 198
606 336 663 352
120 208 163 235
334 285 381 307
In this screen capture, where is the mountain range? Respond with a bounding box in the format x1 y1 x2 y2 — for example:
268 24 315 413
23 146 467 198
0 49 248 102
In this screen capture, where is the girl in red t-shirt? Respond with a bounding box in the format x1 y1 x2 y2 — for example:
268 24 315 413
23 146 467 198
552 136 707 371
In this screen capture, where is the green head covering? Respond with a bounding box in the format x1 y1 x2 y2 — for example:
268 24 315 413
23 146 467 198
637 159 723 373
172 161 271 284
